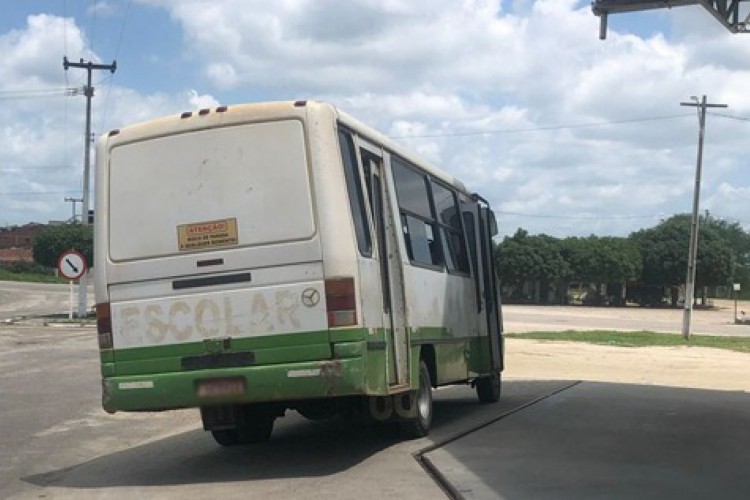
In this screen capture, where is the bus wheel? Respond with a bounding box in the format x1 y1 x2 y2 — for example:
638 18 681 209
236 417 274 444
211 418 274 446
400 360 432 439
476 371 501 403
211 429 240 447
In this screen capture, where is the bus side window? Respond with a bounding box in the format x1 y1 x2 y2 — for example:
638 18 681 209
432 182 470 274
391 157 443 268
463 209 481 312
338 129 372 257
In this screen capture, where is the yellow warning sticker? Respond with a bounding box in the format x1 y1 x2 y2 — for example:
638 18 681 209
178 218 239 251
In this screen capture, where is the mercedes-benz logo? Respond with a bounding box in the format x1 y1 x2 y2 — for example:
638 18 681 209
301 288 320 307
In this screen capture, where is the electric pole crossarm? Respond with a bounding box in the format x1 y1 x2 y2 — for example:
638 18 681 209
63 57 117 73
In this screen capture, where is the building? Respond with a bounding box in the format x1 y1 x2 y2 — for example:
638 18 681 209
0 223 45 264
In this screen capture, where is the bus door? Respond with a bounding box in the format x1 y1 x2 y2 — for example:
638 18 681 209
360 145 409 387
477 202 503 372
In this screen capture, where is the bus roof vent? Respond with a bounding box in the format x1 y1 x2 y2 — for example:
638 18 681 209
108 129 120 137
198 108 210 116
216 105 228 113
294 100 307 107
180 111 192 119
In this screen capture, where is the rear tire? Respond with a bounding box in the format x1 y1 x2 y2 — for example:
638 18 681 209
211 429 240 447
476 371 501 404
210 418 274 446
238 418 274 443
400 360 432 439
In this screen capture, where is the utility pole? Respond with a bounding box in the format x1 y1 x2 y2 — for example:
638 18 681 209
64 197 83 222
63 57 117 317
679 95 727 339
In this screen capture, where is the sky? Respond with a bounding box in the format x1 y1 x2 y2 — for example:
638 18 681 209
1 0 749 239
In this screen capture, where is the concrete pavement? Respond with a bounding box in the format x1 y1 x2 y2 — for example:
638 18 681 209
0 280 94 319
3 287 750 498
423 382 750 499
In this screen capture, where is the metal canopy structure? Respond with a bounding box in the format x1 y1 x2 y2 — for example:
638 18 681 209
593 0 750 38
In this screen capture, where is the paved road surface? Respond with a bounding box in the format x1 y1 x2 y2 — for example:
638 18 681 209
2 284 750 498
503 303 750 336
0 281 94 319
0 324 566 499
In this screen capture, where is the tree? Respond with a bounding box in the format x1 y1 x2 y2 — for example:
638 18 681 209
33 223 94 269
630 214 734 305
703 215 750 293
562 236 642 305
495 229 570 303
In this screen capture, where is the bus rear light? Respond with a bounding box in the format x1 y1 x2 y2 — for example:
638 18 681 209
325 277 357 327
96 303 113 350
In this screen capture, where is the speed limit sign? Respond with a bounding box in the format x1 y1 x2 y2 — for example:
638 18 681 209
57 249 87 280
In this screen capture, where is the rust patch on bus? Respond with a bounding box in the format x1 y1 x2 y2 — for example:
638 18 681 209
319 360 343 396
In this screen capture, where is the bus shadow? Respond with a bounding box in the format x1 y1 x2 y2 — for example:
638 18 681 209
24 417 398 488
23 380 570 489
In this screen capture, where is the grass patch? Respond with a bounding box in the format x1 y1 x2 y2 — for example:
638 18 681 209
0 269 66 284
506 330 750 354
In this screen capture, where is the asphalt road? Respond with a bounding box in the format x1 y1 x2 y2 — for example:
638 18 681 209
503 303 750 336
0 323 571 499
0 280 94 319
2 282 749 499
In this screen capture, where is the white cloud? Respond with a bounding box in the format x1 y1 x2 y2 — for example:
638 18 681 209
87 2 119 18
3 2 750 238
0 14 220 226
132 0 750 236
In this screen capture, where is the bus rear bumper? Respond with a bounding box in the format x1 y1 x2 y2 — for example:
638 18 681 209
102 357 365 413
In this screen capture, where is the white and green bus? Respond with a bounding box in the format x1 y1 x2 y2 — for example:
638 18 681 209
94 100 503 445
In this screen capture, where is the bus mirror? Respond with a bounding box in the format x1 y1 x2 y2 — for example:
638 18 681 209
489 211 498 237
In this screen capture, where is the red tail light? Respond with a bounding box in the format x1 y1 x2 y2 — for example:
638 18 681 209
325 277 357 327
96 303 113 349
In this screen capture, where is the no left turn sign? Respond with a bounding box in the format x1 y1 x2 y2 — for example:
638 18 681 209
57 249 87 280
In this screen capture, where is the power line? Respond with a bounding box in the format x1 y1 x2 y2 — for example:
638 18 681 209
0 88 83 100
100 0 132 131
0 87 75 95
495 210 663 221
0 191 80 197
0 166 74 171
710 112 750 123
391 113 694 139
90 0 97 53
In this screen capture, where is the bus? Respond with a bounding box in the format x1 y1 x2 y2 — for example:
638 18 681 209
94 100 503 446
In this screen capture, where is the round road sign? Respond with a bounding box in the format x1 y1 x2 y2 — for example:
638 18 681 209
57 249 87 280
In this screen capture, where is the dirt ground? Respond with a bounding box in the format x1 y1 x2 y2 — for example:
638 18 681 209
504 299 750 392
506 339 750 391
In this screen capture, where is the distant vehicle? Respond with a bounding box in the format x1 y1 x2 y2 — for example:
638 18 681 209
93 101 503 445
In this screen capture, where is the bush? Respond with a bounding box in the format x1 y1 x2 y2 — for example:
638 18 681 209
33 223 93 269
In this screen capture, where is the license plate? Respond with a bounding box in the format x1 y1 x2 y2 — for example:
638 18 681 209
196 377 246 397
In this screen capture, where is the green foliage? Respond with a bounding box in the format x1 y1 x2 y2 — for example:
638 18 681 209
0 267 66 284
562 236 642 285
32 223 94 269
496 228 570 288
506 330 750 354
706 216 750 291
630 214 735 288
494 213 749 305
